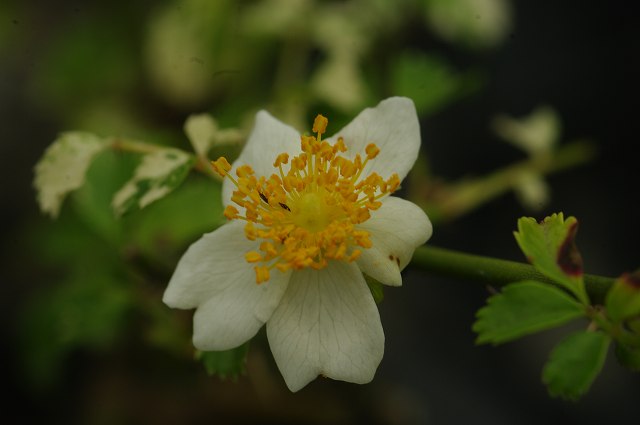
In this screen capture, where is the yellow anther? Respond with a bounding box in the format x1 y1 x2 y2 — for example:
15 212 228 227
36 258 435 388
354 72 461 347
260 241 278 257
231 191 247 207
236 165 254 178
245 251 262 263
244 222 258 240
255 266 270 284
340 160 356 178
365 201 382 210
292 155 307 170
301 135 313 153
387 174 400 192
347 249 362 261
274 153 289 167
351 208 370 224
211 157 232 176
312 114 328 135
224 205 239 220
334 137 347 153
365 143 380 159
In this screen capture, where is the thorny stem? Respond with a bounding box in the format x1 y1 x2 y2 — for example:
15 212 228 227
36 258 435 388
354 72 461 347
411 245 615 304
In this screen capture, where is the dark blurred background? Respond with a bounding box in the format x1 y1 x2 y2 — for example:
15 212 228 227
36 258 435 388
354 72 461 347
1 0 638 424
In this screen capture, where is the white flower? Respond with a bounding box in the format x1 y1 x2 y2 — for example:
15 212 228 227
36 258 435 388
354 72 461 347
163 97 433 391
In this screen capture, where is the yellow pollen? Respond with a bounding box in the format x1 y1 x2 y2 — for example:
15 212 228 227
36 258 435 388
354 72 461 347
213 115 400 283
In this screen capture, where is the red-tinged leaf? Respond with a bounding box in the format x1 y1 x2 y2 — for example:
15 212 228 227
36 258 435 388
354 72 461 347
514 213 588 304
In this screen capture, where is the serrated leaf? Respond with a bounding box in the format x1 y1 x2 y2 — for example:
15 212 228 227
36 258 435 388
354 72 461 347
197 343 250 379
605 271 640 322
542 330 610 400
34 132 108 218
112 148 194 216
514 213 588 304
473 280 585 345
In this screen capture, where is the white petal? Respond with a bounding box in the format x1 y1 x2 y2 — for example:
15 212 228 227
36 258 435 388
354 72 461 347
163 221 291 350
223 111 301 206
356 196 432 286
267 261 384 392
327 97 421 181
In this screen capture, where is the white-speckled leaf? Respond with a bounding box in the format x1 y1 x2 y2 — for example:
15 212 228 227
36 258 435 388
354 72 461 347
112 148 194 216
34 132 108 218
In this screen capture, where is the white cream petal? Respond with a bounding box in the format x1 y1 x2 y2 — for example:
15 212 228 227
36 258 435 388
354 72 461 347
356 196 432 287
327 97 421 181
223 110 301 206
267 261 384 392
163 221 290 350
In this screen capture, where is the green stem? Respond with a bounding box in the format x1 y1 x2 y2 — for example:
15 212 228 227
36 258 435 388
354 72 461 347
111 138 165 155
110 138 220 180
424 141 597 222
586 307 639 348
412 245 615 304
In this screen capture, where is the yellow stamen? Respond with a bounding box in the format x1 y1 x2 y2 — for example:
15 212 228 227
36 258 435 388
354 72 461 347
224 205 239 220
365 143 380 159
255 266 270 283
245 251 262 263
312 114 328 135
211 157 232 176
218 115 399 283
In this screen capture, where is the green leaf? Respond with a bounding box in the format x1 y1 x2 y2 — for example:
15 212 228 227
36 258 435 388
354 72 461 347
614 343 640 371
364 274 385 304
71 149 138 246
542 330 610 400
112 148 194 216
514 213 588 304
20 268 134 388
605 271 640 322
197 343 250 380
126 178 224 263
34 132 108 218
390 51 481 116
628 317 640 334
473 280 585 345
